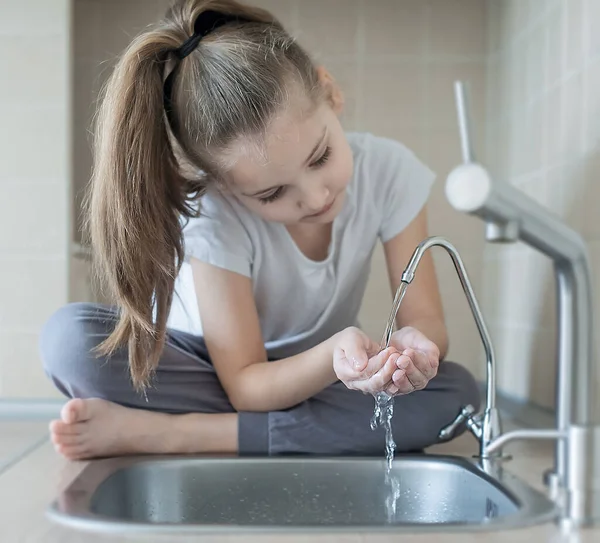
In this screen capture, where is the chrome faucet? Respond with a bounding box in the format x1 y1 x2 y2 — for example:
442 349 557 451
437 80 600 527
386 237 503 457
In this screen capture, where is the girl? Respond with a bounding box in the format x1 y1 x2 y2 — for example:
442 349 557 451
40 0 479 460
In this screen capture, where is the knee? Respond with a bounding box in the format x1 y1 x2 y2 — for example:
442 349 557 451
427 361 481 443
395 362 481 450
438 361 482 413
40 303 111 388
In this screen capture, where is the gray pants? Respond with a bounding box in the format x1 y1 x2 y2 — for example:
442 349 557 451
40 303 481 456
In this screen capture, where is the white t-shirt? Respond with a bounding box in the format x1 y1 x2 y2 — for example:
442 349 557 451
167 132 436 359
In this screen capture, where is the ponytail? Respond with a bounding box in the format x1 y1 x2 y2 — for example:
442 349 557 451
85 0 322 391
86 27 191 391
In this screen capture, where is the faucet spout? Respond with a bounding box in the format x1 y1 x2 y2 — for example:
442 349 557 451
393 236 502 457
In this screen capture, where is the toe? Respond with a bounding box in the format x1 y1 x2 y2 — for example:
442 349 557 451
49 419 80 435
51 432 83 446
61 398 90 424
54 442 89 460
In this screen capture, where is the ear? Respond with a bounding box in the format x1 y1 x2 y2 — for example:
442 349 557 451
316 66 345 116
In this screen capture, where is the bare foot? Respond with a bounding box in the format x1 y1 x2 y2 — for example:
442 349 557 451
49 398 179 460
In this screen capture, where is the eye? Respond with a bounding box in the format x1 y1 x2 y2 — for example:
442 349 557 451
310 146 331 168
259 186 286 204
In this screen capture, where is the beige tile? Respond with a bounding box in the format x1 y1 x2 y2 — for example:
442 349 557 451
508 113 528 177
582 149 600 239
481 258 500 322
509 45 528 114
525 23 546 103
96 0 166 61
485 56 499 121
544 3 565 87
494 117 511 180
73 61 95 243
561 72 584 159
363 0 426 58
494 325 535 403
0 35 67 105
69 257 94 304
544 162 584 229
360 62 426 142
73 0 101 63
296 0 359 60
0 106 68 180
528 328 557 410
495 247 554 331
497 51 513 116
582 57 600 154
565 0 584 74
425 125 463 180
560 161 586 231
585 0 600 60
251 0 296 31
74 61 96 130
504 0 528 41
542 86 564 169
428 0 485 57
0 421 48 467
426 62 485 129
0 331 63 399
523 101 544 174
498 0 515 46
0 0 69 35
0 258 68 329
0 183 68 256
485 0 502 54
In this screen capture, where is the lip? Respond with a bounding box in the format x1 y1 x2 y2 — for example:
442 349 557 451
306 198 335 218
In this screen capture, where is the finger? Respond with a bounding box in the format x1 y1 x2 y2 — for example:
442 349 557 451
393 355 427 393
399 352 428 390
384 381 400 396
403 348 438 380
359 347 398 380
333 347 358 385
342 336 370 372
367 352 401 391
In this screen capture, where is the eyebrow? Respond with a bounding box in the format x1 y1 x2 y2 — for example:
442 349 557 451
243 127 328 198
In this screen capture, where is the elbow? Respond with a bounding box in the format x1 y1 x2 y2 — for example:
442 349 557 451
226 383 268 413
229 394 254 412
226 387 251 412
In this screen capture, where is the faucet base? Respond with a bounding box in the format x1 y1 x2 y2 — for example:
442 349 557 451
566 424 600 526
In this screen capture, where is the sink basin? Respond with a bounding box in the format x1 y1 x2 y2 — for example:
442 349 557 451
47 455 557 534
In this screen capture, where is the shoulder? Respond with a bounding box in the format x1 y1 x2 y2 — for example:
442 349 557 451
346 131 417 170
181 188 257 276
183 187 254 235
345 131 434 197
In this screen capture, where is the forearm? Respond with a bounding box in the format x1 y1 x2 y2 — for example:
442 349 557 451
398 316 449 360
233 334 340 412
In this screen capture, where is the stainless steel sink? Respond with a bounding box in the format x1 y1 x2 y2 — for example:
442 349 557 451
47 455 557 535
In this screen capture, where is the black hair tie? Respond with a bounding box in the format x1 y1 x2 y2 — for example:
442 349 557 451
164 10 251 127
174 10 250 59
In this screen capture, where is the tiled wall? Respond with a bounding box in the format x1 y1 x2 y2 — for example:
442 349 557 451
0 1 71 398
72 0 487 385
483 0 600 410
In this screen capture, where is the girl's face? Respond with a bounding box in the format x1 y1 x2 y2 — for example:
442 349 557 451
223 74 354 225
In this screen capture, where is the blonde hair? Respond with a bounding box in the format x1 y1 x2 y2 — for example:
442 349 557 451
86 0 323 390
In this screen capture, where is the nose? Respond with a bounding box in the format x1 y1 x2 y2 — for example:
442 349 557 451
301 182 330 213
